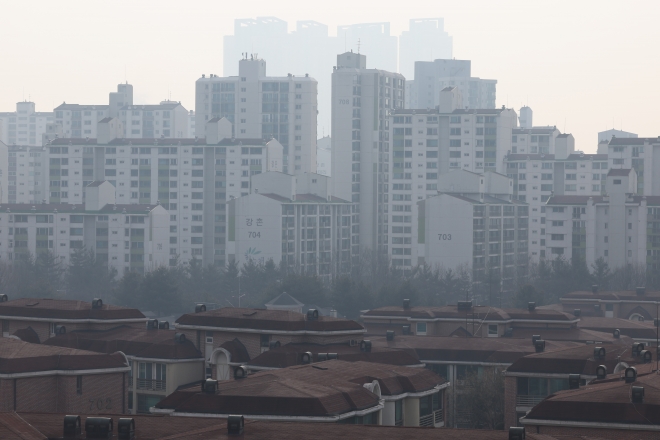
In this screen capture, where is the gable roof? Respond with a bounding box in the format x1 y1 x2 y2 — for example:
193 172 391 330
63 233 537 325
265 293 304 307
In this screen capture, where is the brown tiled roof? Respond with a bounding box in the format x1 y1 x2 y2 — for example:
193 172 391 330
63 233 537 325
42 326 202 360
369 335 580 365
363 305 575 323
578 317 659 340
219 338 250 363
156 360 443 417
0 298 145 321
563 290 660 301
11 327 40 344
175 307 364 333
0 413 46 440
248 342 421 369
506 327 623 344
0 337 128 374
14 412 601 440
506 343 636 376
524 366 660 426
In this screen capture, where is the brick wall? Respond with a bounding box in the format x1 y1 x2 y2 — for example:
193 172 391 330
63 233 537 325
504 375 518 428
2 319 145 343
0 372 126 414
531 424 660 439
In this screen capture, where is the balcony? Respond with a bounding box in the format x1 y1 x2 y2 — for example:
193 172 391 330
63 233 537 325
419 410 443 427
136 379 166 392
516 395 545 407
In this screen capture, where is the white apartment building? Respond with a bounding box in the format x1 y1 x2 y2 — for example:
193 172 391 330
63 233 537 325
598 129 637 144
416 171 529 285
331 51 405 254
119 101 188 139
0 102 54 146
511 127 569 155
188 110 196 137
54 103 110 139
398 18 453 80
608 136 660 195
545 168 657 269
195 57 318 174
406 59 496 110
0 142 7 203
316 135 331 177
0 181 169 273
7 145 47 204
227 172 356 279
44 117 282 267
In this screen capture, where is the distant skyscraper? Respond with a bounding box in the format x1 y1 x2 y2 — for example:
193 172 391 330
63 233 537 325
196 57 318 174
336 23 398 73
407 59 496 110
398 18 453 80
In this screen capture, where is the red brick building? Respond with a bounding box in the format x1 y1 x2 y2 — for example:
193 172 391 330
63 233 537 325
0 298 147 343
0 337 130 414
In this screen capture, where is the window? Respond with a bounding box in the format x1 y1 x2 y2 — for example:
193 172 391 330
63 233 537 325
76 375 83 395
205 331 213 343
416 322 427 335
488 325 498 337
394 399 403 426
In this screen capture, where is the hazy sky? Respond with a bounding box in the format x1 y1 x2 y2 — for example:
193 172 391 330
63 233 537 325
2 0 658 152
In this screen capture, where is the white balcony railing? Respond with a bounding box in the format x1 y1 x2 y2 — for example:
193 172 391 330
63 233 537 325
136 378 166 391
516 395 545 407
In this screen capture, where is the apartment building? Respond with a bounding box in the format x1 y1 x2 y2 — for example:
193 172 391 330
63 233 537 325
316 135 331 176
545 168 660 269
227 172 356 279
331 51 405 254
154 360 448 428
0 181 169 273
404 170 528 283
188 109 196 137
44 117 282 267
0 297 146 342
0 141 7 203
195 57 318 174
0 338 130 414
119 101 189 139
608 136 660 195
174 306 365 381
504 341 636 428
7 145 46 204
504 151 608 260
44 325 204 414
406 59 496 110
398 19 453 80
0 102 54 147
598 128 637 143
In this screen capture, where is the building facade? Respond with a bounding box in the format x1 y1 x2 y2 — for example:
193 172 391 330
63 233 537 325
7 145 46 204
608 136 660 195
195 58 318 174
0 102 54 147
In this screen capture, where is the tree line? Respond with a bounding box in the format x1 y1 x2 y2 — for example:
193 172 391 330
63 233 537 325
0 248 655 318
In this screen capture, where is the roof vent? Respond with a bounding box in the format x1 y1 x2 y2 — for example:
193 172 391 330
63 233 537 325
195 303 206 313
269 341 281 350
0 294 7 302
227 415 244 436
91 298 103 309
632 386 644 403
532 335 541 345
307 309 319 321
317 353 328 361
63 415 81 438
613 329 620 339
386 330 394 341
202 378 218 393
234 365 248 379
534 339 546 353
640 349 652 363
402 325 411 335
158 321 169 329
596 365 607 379
117 418 135 440
54 325 66 336
327 353 338 360
568 374 581 389
458 300 473 310
625 366 637 383
592 284 598 294
594 346 606 359
528 302 536 312
403 298 411 309
633 342 645 356
301 352 312 364
573 309 581 317
360 340 372 353
504 328 513 337
508 426 525 440
174 333 186 343
85 417 113 439
146 319 158 330
636 287 646 296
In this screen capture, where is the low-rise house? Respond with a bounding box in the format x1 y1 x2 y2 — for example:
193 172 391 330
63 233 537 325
0 297 147 342
561 286 660 321
578 316 659 344
154 360 448 427
42 324 203 414
521 363 660 439
174 306 365 380
0 337 129 413
504 340 639 428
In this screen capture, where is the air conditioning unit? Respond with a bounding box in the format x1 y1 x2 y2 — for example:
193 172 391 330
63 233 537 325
269 341 281 350
195 303 207 313
85 417 113 439
158 321 169 329
202 379 218 393
234 366 248 380
596 365 607 379
593 346 605 359
91 298 103 309
625 366 637 383
534 339 545 353
632 386 644 403
146 319 158 330
317 353 329 361
174 333 186 343
227 415 244 435
457 300 473 311
63 415 81 438
54 325 66 336
117 418 135 440
301 352 312 364
307 309 319 321
327 353 338 360
568 374 580 389
640 350 652 363
0 294 8 302
360 340 372 353
386 330 394 341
